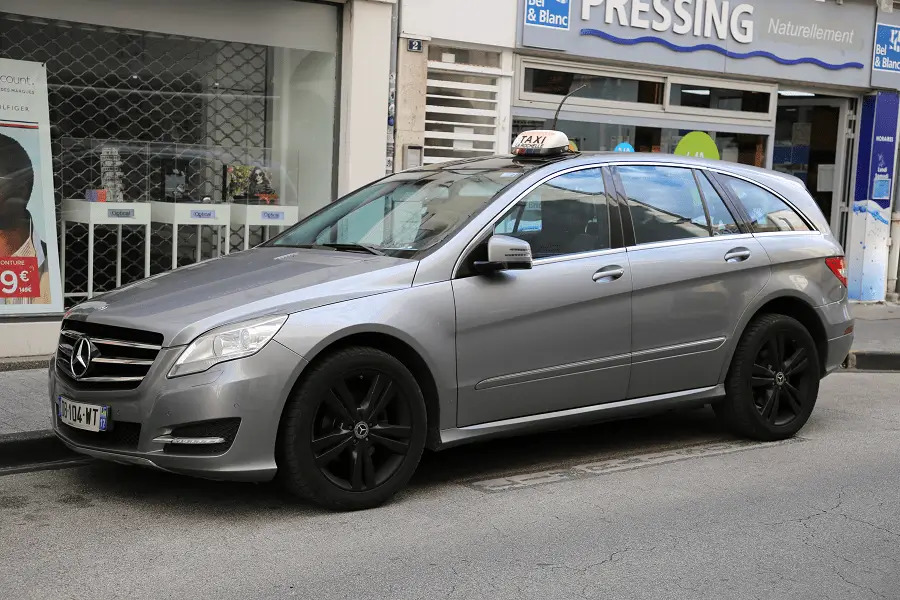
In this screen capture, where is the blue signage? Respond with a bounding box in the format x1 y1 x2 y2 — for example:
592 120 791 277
261 211 285 221
874 24 900 74
524 0 569 31
614 142 635 153
854 92 899 210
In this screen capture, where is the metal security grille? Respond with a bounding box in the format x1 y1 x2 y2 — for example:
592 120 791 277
424 46 507 165
0 12 272 302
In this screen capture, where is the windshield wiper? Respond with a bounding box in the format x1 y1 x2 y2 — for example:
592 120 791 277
273 243 335 251
319 243 384 256
271 243 384 255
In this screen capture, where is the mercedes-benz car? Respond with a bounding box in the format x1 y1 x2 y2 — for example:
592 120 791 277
50 130 853 510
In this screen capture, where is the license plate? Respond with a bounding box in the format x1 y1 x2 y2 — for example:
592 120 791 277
57 396 109 432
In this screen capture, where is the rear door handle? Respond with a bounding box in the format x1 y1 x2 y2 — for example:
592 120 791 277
592 265 625 283
724 247 751 263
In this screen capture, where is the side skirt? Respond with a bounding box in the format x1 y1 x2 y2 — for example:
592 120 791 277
436 384 725 450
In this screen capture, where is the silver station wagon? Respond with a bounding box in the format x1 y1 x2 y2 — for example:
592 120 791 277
51 130 853 510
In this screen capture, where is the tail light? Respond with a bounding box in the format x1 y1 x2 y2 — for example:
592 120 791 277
825 256 847 288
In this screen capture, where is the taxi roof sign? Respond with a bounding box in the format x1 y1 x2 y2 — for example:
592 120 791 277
511 130 572 157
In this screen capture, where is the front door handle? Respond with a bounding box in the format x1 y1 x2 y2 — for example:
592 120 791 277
724 247 751 263
592 265 625 283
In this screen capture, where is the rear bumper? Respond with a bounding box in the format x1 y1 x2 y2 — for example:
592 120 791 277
815 300 854 374
825 333 854 374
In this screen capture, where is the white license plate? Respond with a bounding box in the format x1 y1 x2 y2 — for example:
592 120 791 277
57 396 109 432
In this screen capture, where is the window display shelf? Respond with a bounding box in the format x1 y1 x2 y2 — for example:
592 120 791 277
60 199 152 299
150 201 231 269
229 204 300 250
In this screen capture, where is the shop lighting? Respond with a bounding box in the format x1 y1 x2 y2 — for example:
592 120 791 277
778 91 816 97
682 89 711 96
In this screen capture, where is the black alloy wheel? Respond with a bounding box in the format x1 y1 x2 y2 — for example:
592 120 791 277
311 370 413 492
749 329 813 427
278 346 427 510
717 313 820 441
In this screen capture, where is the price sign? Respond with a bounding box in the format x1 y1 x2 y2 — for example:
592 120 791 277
0 256 40 299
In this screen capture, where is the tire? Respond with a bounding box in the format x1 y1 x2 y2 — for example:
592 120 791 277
276 346 427 510
715 313 820 441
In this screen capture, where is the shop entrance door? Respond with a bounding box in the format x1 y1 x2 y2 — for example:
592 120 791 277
774 96 855 245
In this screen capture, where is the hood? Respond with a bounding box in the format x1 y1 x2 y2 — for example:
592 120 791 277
66 247 418 346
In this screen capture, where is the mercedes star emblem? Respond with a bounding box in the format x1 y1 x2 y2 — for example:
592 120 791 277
70 337 93 379
353 422 370 439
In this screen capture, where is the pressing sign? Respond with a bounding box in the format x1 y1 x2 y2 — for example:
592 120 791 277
511 130 574 157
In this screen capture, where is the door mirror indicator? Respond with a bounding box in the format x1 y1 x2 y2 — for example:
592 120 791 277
474 235 533 274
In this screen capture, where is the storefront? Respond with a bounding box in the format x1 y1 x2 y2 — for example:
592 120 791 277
0 0 396 356
518 0 880 239
397 0 900 302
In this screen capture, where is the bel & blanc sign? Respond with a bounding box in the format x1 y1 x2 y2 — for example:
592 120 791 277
873 23 900 74
520 0 874 88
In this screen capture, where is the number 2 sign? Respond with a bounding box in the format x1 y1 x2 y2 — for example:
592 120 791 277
0 256 40 298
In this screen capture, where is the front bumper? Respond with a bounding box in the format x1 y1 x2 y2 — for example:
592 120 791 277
49 340 307 482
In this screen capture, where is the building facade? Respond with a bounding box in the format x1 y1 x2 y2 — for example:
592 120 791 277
396 0 900 302
0 0 396 356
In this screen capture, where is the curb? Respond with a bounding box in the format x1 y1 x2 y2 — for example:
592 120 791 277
0 429 82 472
0 355 51 372
843 351 900 372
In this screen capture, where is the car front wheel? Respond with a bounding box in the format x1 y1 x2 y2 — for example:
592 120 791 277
716 313 820 441
277 346 427 510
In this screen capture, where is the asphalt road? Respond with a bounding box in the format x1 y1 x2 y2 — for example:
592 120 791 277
1 372 897 600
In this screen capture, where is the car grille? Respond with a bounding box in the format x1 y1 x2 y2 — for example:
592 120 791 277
163 418 241 456
57 419 142 451
56 320 164 391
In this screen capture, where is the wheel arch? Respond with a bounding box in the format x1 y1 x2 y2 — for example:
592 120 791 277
721 293 829 382
283 328 444 450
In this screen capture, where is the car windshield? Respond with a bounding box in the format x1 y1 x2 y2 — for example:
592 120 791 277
267 166 526 258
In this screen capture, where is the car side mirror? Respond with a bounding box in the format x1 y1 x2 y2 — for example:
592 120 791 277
473 235 533 274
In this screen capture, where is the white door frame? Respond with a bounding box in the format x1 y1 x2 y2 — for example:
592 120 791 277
776 96 853 236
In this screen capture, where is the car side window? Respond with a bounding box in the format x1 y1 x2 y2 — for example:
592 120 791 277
696 171 740 236
493 168 610 259
720 175 811 233
618 165 711 244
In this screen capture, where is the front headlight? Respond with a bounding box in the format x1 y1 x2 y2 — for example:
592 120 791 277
168 314 288 378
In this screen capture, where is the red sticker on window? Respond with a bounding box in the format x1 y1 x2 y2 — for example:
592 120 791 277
0 256 40 298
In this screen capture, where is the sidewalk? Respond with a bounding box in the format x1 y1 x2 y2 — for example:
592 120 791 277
1 303 899 461
845 302 900 370
847 302 900 353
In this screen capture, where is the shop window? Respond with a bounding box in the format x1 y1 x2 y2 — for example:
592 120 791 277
512 118 767 168
524 67 663 105
494 168 610 258
670 84 771 114
0 11 338 302
618 166 713 244
719 175 811 233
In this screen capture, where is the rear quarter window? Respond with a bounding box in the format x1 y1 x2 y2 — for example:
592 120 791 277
720 175 811 233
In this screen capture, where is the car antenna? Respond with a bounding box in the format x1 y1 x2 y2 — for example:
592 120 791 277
551 83 588 131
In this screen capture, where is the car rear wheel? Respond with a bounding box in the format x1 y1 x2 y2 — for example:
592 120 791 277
716 313 820 441
277 346 427 510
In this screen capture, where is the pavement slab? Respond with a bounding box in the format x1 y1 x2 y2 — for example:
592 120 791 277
0 369 49 436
